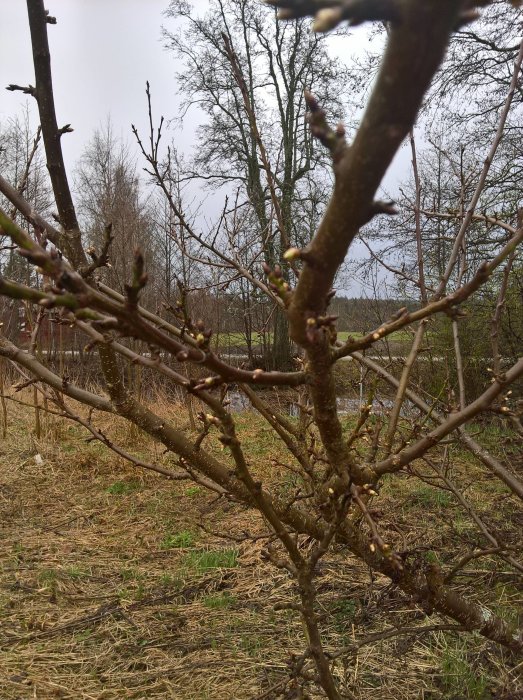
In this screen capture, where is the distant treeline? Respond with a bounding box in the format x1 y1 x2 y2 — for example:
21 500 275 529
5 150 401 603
0 293 415 356
328 296 415 333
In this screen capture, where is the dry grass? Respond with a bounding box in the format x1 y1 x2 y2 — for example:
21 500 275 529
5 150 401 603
0 392 521 699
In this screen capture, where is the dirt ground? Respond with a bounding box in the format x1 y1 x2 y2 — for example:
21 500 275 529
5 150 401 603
0 397 521 699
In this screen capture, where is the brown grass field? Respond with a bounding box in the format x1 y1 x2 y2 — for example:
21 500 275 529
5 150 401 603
0 392 521 699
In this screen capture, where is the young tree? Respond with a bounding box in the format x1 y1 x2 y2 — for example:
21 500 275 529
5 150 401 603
0 110 53 352
1 2 522 698
0 109 52 287
75 123 161 309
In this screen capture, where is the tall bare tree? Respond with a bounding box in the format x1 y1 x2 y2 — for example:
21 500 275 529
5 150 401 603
163 0 348 369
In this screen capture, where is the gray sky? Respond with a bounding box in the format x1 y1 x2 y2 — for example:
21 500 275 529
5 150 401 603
1 0 183 170
1 1 409 185
1 1 410 295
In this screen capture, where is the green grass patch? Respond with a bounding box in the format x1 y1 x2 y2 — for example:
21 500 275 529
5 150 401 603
185 486 203 498
65 565 91 580
159 573 182 588
424 550 440 564
74 629 93 642
38 568 58 584
120 567 144 582
412 486 453 509
160 530 196 550
184 548 239 574
202 592 236 609
439 637 491 699
106 480 141 495
117 582 146 602
332 598 359 634
238 633 264 657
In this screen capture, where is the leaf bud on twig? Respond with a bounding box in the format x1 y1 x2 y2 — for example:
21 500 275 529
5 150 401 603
283 247 301 261
313 7 343 33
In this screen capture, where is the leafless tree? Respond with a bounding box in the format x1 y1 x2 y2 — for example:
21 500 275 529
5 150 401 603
162 0 349 370
74 122 161 309
0 108 51 287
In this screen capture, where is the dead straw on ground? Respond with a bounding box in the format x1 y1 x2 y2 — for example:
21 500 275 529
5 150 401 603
0 392 521 699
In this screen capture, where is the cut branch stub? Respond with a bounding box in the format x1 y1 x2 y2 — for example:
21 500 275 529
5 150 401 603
363 200 399 225
6 84 36 97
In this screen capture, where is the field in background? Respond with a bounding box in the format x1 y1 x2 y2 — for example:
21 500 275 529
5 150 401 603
0 395 521 699
212 330 412 353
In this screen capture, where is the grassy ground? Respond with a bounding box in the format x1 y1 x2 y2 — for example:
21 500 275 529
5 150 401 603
0 396 521 699
214 330 411 350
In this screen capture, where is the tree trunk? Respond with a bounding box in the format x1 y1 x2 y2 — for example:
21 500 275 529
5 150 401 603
270 306 293 371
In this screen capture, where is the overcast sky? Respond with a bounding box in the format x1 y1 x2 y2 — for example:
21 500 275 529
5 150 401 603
1 0 410 178
1 0 184 170
1 1 411 295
